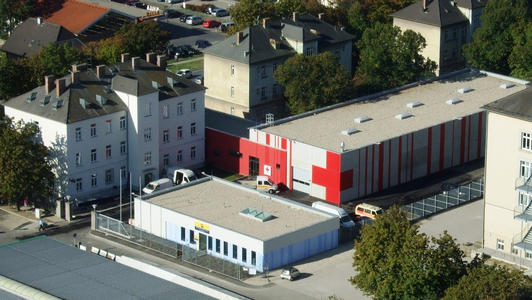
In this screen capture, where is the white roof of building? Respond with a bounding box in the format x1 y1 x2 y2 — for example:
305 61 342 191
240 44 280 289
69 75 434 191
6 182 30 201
259 69 530 152
144 178 331 240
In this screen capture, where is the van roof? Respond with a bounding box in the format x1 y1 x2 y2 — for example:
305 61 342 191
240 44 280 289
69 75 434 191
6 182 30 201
150 178 173 184
356 203 382 211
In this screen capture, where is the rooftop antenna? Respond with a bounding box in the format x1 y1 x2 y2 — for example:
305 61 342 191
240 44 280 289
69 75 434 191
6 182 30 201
340 142 345 152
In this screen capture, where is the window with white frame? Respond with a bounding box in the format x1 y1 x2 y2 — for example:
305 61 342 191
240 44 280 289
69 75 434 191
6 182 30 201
306 47 313 56
177 126 182 139
519 192 532 206
177 102 183 115
527 252 532 259
273 63 278 72
120 166 126 178
105 145 111 158
473 15 480 27
443 50 448 60
91 174 97 187
145 102 152 116
75 127 82 141
144 152 151 165
261 86 266 99
105 168 114 184
261 66 266 77
461 26 466 36
163 154 169 166
191 146 196 159
120 141 126 155
497 239 504 250
90 124 96 137
91 149 97 162
163 129 169 143
106 120 111 133
522 132 532 151
177 150 183 163
191 99 196 111
144 128 152 141
231 65 235 76
163 105 169 118
76 153 82 166
512 247 519 255
76 178 82 191
191 123 196 135
231 86 234 98
120 116 126 129
452 28 457 39
521 161 532 178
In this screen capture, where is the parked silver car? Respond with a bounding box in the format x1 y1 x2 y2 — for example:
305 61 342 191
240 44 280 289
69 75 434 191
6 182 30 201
176 69 192 78
186 16 203 25
280 266 300 281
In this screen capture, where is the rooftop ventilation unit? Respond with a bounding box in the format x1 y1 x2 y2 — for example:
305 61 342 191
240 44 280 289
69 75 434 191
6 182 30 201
406 101 423 108
152 81 162 89
341 128 359 136
79 98 91 109
354 116 371 123
52 100 63 110
395 113 412 120
96 94 107 106
500 82 515 89
39 96 51 107
26 92 37 103
239 208 273 222
446 98 462 105
457 87 473 93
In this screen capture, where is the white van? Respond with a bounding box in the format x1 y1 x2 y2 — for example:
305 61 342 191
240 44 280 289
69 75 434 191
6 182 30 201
311 201 355 228
142 178 173 194
355 203 383 219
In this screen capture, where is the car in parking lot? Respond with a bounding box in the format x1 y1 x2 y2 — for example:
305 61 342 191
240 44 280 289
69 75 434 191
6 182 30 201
194 76 203 85
163 9 180 18
203 19 221 28
220 22 234 33
133 2 147 9
186 16 203 25
181 44 199 55
195 39 211 48
204 5 217 14
180 14 192 22
212 8 230 17
176 69 192 78
280 266 300 281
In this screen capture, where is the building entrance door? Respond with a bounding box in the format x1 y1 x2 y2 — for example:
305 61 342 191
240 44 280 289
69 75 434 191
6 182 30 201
249 156 259 176
199 233 207 250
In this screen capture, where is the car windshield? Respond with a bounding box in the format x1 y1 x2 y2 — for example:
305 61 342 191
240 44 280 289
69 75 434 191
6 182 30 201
145 184 156 191
340 215 352 223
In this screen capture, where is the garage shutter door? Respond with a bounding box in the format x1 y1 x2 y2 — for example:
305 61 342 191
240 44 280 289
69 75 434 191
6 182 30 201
292 167 310 193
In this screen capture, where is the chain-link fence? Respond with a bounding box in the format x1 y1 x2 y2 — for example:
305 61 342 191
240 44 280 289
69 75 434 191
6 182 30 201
181 245 253 281
96 214 182 258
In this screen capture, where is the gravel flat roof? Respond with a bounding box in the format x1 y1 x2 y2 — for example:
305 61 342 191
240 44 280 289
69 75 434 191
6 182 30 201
146 178 331 240
260 70 530 152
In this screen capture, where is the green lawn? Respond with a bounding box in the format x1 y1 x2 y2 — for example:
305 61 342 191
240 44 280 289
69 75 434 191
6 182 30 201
167 58 204 73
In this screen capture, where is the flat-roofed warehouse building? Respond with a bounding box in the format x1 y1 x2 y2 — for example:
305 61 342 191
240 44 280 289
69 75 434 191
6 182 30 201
207 69 530 204
134 177 339 272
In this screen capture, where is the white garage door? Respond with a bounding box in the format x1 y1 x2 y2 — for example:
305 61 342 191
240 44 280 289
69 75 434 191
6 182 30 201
292 167 310 193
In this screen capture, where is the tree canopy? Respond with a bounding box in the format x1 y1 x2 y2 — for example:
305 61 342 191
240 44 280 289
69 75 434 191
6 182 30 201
354 23 436 95
350 205 480 300
274 52 353 115
0 0 35 39
0 118 55 210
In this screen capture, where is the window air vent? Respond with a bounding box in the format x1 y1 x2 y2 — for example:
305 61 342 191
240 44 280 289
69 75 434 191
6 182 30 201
167 77 176 86
341 128 359 136
96 94 107 106
39 96 51 107
354 116 372 123
26 92 37 103
395 113 412 120
239 208 273 222
79 98 91 109
457 87 473 93
52 100 63 110
406 101 423 108
500 82 515 89
446 98 462 105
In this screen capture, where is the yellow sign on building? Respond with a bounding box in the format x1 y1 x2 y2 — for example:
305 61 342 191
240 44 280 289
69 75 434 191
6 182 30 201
194 221 210 234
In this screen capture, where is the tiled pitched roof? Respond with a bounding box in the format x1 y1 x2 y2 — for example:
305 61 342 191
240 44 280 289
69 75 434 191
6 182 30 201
483 87 532 121
1 18 78 58
391 0 469 27
44 0 110 34
453 0 489 10
281 14 354 48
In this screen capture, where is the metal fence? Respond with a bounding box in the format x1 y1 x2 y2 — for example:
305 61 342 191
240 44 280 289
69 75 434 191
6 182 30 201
96 213 182 258
181 245 253 281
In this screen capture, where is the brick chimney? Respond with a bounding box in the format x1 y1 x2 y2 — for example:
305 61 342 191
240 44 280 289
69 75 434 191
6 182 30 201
237 31 244 45
146 52 156 64
121 53 130 63
262 18 270 29
293 12 299 22
132 57 140 70
45 75 55 94
96 65 105 78
72 71 80 83
157 55 167 69
72 64 87 72
318 13 325 20
56 78 66 97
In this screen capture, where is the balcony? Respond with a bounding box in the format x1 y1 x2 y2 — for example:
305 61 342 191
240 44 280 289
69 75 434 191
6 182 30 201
516 175 532 195
513 225 532 254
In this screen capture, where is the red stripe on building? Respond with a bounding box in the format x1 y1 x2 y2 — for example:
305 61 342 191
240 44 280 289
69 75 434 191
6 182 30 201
281 138 287 150
477 113 483 158
460 118 466 164
378 143 384 190
427 127 432 175
439 123 445 171
266 133 270 146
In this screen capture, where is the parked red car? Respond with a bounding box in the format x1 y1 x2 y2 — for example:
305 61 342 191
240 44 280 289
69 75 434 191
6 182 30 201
203 19 221 28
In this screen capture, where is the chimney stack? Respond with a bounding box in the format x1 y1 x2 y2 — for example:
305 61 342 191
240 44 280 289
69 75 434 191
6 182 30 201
146 52 156 64
262 18 270 29
121 53 130 63
293 12 299 22
37 17 42 25
237 31 244 45
56 78 66 97
45 75 55 94
423 0 428 9
72 64 87 72
318 13 325 20
72 71 80 83
132 57 140 70
157 55 167 69
96 65 105 78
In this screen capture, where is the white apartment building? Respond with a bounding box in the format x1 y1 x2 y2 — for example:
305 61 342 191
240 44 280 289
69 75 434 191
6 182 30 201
4 53 205 202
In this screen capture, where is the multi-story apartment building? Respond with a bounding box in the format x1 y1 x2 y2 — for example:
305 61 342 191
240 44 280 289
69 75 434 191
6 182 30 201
203 13 354 122
4 54 205 202
392 0 488 75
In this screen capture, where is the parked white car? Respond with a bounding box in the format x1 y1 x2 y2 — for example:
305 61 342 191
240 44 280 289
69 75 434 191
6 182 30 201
186 16 203 25
176 69 192 78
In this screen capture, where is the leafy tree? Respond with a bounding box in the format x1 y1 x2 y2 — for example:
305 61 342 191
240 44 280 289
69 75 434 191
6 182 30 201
82 35 127 66
355 23 436 95
274 52 353 115
350 205 479 300
274 0 306 20
355 0 417 25
118 21 171 57
463 0 531 76
442 264 532 300
0 118 54 210
0 0 35 39
346 1 368 40
229 0 276 32
509 22 532 79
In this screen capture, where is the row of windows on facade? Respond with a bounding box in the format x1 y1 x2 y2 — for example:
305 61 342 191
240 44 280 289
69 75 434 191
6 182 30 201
74 166 127 191
444 26 466 42
230 85 279 100
180 227 257 266
498 239 532 259
160 99 197 118
75 116 127 140
75 142 127 165
160 147 197 166
145 123 197 143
